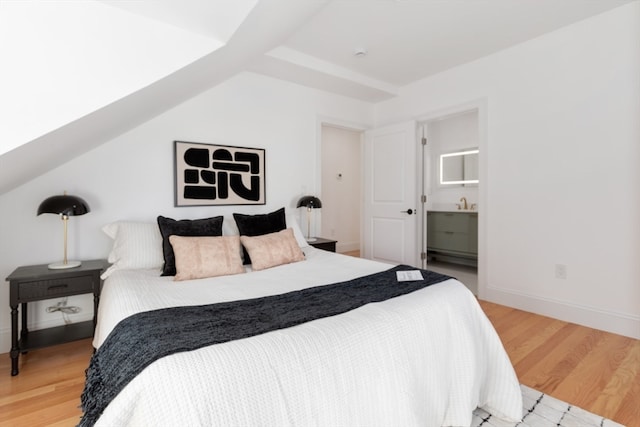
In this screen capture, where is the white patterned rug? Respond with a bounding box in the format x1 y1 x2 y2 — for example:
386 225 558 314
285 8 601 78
472 384 624 427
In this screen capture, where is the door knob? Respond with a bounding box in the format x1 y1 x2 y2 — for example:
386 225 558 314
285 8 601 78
401 209 414 215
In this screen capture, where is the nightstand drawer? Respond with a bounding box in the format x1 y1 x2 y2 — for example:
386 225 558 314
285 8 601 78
17 276 93 301
311 241 336 252
309 238 337 252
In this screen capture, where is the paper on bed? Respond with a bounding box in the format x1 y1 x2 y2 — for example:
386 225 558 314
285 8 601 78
396 270 424 281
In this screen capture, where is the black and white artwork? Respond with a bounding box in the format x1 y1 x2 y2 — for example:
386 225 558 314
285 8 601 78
174 141 266 206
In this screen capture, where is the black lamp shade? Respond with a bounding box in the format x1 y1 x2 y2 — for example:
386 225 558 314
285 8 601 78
296 196 322 209
37 194 90 216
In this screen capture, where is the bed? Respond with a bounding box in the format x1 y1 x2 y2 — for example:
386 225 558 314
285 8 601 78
80 212 523 426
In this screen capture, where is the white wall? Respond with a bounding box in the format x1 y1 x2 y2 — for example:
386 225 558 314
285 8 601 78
320 125 362 252
425 110 479 212
375 3 640 338
0 72 373 352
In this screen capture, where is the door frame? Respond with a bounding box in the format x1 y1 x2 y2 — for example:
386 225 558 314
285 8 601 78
315 115 368 252
416 98 488 298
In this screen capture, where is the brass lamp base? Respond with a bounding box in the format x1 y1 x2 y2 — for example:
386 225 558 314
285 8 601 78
48 260 81 270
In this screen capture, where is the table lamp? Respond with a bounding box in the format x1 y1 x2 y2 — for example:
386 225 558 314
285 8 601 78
296 195 322 242
37 193 90 269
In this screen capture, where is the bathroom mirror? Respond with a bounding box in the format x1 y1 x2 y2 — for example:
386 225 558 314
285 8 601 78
439 149 479 185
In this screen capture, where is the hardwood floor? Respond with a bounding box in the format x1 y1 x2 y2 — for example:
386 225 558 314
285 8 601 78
480 300 640 427
1 303 638 426
0 339 91 426
339 249 360 258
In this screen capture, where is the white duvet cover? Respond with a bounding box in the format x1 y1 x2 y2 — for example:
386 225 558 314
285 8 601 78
93 247 522 426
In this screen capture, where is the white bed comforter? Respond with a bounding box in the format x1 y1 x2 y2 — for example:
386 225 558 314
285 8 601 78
93 248 522 426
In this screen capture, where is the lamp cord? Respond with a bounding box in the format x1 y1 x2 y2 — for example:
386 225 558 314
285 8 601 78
46 298 80 324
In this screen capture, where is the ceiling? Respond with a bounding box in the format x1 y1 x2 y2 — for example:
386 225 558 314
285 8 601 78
0 0 633 194
100 0 260 42
105 0 634 101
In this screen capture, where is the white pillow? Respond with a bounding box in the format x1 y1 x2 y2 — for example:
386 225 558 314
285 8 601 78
221 215 240 237
285 214 309 248
101 221 164 278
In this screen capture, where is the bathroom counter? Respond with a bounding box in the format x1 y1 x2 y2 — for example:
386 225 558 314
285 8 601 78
426 211 478 267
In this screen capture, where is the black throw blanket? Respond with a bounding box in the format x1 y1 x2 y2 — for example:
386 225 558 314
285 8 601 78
79 265 451 426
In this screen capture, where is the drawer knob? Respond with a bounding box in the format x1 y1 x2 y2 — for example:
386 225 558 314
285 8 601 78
47 284 68 291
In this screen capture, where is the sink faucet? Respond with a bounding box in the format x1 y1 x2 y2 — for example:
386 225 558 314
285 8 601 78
460 197 468 210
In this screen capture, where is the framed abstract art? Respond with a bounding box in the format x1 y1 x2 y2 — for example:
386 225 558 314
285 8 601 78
174 141 266 206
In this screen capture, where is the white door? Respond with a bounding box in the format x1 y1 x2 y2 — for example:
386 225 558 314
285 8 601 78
363 121 419 266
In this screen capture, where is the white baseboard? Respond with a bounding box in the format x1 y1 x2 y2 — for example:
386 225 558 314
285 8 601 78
483 285 640 340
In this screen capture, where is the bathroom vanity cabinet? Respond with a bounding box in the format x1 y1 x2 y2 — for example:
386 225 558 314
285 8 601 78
426 211 478 267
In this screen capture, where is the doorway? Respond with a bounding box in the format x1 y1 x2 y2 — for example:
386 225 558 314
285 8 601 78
421 109 480 295
320 124 363 254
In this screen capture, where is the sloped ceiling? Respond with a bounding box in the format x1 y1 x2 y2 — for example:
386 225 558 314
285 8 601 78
0 0 633 195
0 0 327 194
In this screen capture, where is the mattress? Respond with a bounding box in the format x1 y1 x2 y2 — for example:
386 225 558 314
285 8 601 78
90 247 522 426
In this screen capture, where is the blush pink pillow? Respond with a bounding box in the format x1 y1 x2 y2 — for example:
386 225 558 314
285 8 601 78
169 235 244 281
240 228 305 271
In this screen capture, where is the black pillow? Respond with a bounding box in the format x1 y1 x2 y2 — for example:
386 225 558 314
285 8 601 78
157 215 224 276
233 207 286 264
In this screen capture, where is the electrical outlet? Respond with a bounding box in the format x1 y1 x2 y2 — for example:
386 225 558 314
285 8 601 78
555 264 567 279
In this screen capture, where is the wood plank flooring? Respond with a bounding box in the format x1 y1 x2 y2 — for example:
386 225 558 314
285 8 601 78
0 339 91 426
480 300 640 426
1 302 638 426
340 250 360 258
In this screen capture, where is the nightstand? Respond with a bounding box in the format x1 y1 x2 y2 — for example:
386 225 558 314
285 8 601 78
309 237 337 252
6 259 109 376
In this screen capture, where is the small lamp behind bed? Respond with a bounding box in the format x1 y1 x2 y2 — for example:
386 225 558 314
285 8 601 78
296 195 322 242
